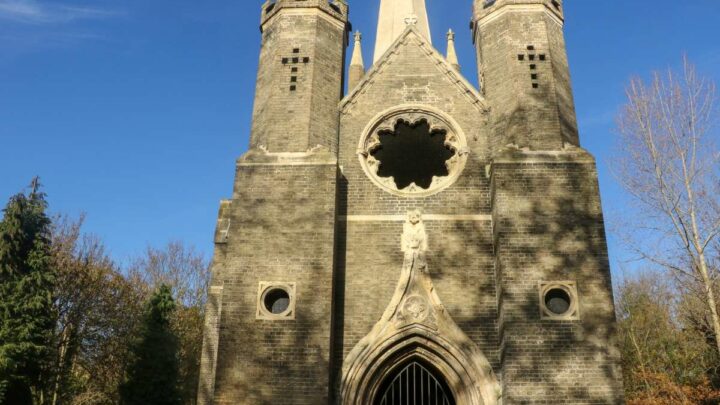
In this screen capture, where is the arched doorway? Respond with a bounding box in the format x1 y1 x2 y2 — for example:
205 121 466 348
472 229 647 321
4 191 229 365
374 359 456 405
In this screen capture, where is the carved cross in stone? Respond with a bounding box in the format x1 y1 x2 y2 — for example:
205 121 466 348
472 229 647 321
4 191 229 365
281 48 311 91
517 45 547 89
404 14 418 26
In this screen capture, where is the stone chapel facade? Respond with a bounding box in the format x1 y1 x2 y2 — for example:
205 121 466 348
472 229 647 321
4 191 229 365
197 0 625 404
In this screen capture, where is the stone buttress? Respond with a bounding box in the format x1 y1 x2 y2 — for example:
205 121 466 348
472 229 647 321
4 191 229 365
197 1 349 404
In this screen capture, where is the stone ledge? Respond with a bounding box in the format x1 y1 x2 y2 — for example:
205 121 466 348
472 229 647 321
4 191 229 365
491 143 596 166
237 145 337 167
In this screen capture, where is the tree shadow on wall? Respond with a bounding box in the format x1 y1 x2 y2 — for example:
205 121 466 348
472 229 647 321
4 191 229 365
488 165 625 404
197 166 342 405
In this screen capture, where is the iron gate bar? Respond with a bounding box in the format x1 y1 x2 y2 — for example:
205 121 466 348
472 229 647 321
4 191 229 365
376 361 455 405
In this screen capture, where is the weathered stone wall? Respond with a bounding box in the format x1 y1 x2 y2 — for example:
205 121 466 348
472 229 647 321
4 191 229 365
339 33 492 217
199 1 625 403
334 30 500 390
473 0 579 152
250 5 347 153
491 150 624 404
206 162 338 405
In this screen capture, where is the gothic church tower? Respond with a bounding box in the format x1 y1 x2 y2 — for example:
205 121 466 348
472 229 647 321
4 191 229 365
198 0 625 403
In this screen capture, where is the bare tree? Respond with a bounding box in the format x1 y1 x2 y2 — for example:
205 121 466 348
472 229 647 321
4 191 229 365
613 57 720 354
128 241 210 309
127 242 210 405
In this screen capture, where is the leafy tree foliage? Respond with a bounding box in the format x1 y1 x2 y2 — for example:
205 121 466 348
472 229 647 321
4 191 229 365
42 216 145 405
617 272 720 404
30 220 209 405
0 181 55 405
120 285 181 405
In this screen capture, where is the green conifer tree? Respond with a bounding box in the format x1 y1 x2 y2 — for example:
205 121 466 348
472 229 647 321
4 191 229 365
0 179 55 405
120 285 181 405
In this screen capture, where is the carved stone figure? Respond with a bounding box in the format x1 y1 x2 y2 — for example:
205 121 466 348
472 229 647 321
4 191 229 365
199 0 625 402
339 210 501 405
401 209 428 255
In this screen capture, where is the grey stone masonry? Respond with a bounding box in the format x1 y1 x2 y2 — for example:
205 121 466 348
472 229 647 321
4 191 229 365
198 0 625 403
473 0 580 152
251 0 349 153
490 147 624 403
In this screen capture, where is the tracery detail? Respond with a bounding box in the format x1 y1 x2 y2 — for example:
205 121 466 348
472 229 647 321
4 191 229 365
358 107 469 197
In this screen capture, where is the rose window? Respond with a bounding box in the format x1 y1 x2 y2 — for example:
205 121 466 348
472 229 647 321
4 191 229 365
358 108 468 197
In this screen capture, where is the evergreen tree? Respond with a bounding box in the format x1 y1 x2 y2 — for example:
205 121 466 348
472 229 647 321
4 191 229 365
0 179 55 405
120 285 181 405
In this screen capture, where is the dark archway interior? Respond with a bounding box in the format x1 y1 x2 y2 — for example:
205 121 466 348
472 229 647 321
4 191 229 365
373 359 457 405
371 119 455 190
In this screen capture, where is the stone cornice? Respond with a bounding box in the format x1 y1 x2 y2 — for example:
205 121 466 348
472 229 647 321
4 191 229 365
236 145 337 167
475 3 563 28
490 144 596 166
261 6 348 33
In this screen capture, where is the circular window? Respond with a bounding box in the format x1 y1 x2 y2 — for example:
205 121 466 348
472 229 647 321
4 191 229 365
358 106 468 197
544 288 572 316
263 288 290 315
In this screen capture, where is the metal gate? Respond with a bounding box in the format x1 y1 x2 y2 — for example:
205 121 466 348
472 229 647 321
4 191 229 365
375 361 456 405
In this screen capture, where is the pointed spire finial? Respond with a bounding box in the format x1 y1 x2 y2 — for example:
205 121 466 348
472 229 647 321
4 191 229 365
374 0 431 63
446 29 460 71
350 31 364 68
349 31 365 90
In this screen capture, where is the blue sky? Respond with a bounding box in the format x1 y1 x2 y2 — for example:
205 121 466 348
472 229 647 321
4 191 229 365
1 0 719 270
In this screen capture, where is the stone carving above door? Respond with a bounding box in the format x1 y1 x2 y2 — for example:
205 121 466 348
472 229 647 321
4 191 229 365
339 211 501 405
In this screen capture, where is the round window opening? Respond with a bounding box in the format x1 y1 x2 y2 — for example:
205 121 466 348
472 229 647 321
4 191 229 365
359 108 468 197
264 288 290 315
544 288 572 316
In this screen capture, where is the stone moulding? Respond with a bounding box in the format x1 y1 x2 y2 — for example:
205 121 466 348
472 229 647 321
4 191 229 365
340 26 489 115
539 280 580 321
339 212 501 405
357 105 470 198
237 144 337 167
256 282 297 321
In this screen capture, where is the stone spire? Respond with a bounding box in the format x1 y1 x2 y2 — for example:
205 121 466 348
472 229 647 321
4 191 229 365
373 0 431 63
446 29 460 71
349 31 365 90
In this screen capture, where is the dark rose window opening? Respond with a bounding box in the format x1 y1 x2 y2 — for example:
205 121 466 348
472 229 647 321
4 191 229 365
370 119 456 190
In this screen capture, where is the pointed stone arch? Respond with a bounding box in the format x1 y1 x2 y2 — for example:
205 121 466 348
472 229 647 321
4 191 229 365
340 212 501 405
341 328 500 405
